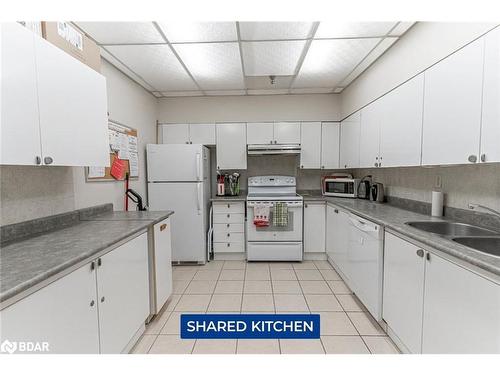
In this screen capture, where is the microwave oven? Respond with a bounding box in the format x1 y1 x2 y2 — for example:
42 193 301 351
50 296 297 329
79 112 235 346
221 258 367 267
322 178 360 198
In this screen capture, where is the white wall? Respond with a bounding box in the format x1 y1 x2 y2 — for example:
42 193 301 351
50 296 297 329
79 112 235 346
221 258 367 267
340 22 498 118
157 94 341 123
72 59 157 210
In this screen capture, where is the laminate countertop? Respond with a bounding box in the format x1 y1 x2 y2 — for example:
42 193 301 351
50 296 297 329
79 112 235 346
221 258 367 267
302 193 500 277
0 210 174 306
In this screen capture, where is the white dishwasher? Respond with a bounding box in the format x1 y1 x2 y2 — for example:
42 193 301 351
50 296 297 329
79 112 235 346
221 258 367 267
347 213 384 320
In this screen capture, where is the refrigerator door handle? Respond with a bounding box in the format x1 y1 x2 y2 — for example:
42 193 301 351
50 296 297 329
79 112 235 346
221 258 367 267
196 153 201 181
196 183 202 214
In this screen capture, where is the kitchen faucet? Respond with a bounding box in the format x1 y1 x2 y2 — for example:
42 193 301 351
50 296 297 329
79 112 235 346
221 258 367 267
468 203 500 219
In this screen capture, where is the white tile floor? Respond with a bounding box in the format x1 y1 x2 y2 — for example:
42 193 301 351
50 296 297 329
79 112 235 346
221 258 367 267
132 260 400 354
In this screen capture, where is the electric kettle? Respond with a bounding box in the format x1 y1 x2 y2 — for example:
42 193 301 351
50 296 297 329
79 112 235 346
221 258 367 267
371 183 385 203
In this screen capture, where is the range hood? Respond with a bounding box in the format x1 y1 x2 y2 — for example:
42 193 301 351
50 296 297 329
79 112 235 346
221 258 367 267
247 144 301 155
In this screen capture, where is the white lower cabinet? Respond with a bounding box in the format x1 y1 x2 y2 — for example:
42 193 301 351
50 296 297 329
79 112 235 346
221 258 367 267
151 218 173 315
212 202 245 254
383 232 500 354
0 261 100 354
422 252 500 354
383 232 426 353
304 202 326 253
0 232 150 354
326 205 350 279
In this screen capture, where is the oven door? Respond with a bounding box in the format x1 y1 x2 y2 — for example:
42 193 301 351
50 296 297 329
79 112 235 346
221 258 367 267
246 201 303 242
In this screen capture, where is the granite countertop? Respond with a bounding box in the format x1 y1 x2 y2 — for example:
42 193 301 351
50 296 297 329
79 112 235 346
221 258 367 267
0 209 174 305
320 197 500 277
211 195 247 202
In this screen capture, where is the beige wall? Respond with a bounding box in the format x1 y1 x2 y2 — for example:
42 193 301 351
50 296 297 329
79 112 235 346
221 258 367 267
0 59 157 225
157 94 341 123
340 22 498 118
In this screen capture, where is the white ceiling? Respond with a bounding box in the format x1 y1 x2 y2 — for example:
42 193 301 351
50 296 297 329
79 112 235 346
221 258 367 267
74 21 414 97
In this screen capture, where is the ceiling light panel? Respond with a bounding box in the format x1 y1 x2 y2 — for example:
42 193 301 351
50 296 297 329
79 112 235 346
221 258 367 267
105 45 198 91
173 43 244 90
76 22 164 44
100 48 156 91
242 41 306 76
315 22 397 38
339 37 398 87
158 22 237 42
294 38 380 88
239 22 314 40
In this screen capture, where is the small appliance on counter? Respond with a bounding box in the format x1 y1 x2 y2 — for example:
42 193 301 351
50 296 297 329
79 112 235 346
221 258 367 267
357 175 372 200
371 182 385 202
216 172 240 196
322 174 359 198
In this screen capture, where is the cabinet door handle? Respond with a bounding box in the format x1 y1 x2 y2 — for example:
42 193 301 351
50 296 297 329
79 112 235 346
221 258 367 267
227 214 230 218
226 223 230 228
227 233 230 237
374 162 378 167
90 300 95 307
44 156 53 165
305 203 308 208
97 258 102 267
468 155 477 163
227 243 230 247
101 297 105 303
416 249 424 257
35 156 42 165
90 261 95 271
160 223 167 231
480 154 486 162
334 209 339 213
426 252 431 261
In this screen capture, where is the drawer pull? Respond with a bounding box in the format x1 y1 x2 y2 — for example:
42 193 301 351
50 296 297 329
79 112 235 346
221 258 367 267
227 233 230 237
160 223 167 231
227 214 230 218
227 224 230 228
227 243 230 247
227 204 231 208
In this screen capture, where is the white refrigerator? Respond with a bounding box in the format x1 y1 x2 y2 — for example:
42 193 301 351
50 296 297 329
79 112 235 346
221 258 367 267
147 144 210 263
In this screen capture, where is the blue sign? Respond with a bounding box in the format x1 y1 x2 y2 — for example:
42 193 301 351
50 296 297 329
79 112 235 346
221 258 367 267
180 314 320 339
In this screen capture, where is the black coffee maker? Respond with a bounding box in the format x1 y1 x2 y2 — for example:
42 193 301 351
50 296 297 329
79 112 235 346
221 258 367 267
357 175 372 199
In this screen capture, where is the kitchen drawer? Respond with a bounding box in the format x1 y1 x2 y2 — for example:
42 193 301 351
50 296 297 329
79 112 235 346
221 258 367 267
213 241 245 253
213 213 245 224
213 202 245 214
213 223 244 233
213 231 244 243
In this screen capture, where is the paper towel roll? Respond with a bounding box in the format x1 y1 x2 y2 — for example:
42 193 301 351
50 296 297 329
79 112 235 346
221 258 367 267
431 191 444 217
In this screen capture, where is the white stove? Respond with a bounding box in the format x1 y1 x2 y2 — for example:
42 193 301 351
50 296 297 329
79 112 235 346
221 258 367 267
246 176 303 261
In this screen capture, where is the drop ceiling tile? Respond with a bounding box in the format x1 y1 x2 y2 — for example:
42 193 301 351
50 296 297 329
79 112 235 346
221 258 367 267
205 90 246 96
161 91 204 97
339 37 398 87
388 22 415 36
173 43 244 90
100 48 156 91
105 45 198 91
242 41 306 76
76 22 164 44
315 22 397 38
248 89 290 95
293 38 380 88
289 87 333 94
239 22 314 40
158 22 237 42
246 76 294 89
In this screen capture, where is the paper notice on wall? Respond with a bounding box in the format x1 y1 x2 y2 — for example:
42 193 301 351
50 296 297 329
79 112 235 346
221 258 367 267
129 152 139 177
127 135 138 153
117 133 129 160
88 166 105 178
109 129 120 152
56 22 83 50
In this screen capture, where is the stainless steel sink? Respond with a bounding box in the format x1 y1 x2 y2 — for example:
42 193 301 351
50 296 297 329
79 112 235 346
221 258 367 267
452 237 500 257
406 221 499 237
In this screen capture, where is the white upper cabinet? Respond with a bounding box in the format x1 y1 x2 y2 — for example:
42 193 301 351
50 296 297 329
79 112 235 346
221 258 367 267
480 27 500 163
216 123 247 170
340 112 361 169
300 122 322 169
359 101 382 168
274 122 301 144
189 123 216 145
321 122 340 169
422 38 485 166
35 36 109 167
379 75 424 167
0 23 42 165
161 124 190 144
247 122 274 144
1 23 109 167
